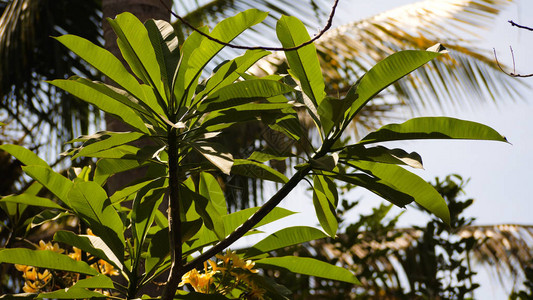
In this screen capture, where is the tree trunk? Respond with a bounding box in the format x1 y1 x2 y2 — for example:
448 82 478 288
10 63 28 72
101 1 172 297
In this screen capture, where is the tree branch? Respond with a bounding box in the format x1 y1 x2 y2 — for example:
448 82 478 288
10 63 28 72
508 20 533 31
181 164 312 275
159 0 339 51
493 47 533 78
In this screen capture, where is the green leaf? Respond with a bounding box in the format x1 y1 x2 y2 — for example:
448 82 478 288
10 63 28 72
185 207 295 253
94 158 148 186
69 131 144 159
0 248 98 275
0 144 48 167
359 117 508 144
132 178 167 254
313 175 338 237
67 181 125 260
145 19 180 97
50 78 149 134
180 9 269 106
0 194 64 210
54 231 124 271
317 96 353 136
231 159 289 183
340 145 423 169
196 49 270 100
351 160 450 224
197 79 293 113
70 274 115 289
192 142 233 175
199 172 227 216
348 47 446 118
22 166 73 205
36 289 106 299
145 227 170 276
53 34 145 100
333 173 414 208
245 226 327 258
276 15 325 107
255 256 359 284
107 12 166 104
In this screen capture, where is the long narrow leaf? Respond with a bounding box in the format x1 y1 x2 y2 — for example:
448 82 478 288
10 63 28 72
359 117 508 144
350 160 450 224
0 249 98 276
255 256 359 284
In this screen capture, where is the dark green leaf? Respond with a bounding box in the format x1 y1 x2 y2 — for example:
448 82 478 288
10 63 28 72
36 289 106 299
198 80 293 113
50 78 149 134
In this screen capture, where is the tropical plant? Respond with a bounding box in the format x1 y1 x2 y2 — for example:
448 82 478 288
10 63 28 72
0 0 521 176
0 10 510 299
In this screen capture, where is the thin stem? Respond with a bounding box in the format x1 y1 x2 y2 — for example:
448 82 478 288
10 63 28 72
162 127 183 300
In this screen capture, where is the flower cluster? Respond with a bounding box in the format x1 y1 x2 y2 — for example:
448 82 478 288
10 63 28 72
14 234 119 294
179 250 266 299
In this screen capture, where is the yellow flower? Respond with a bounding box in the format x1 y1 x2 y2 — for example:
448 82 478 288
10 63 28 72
234 259 259 274
97 260 119 276
68 247 82 261
216 250 240 265
22 280 39 293
15 264 29 272
23 266 37 281
207 259 226 274
178 269 214 293
38 240 64 253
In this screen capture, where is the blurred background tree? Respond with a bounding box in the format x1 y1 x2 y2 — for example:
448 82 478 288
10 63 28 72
268 175 533 299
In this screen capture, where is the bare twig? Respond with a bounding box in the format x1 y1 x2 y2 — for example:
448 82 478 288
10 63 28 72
493 48 533 78
159 0 339 51
508 20 533 31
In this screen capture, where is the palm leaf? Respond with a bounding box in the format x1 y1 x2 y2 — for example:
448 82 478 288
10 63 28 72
0 0 101 160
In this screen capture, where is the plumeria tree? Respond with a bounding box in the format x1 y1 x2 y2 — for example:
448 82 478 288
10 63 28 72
0 10 509 299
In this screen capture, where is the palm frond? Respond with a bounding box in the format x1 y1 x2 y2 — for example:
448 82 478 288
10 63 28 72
0 0 101 161
310 223 533 294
